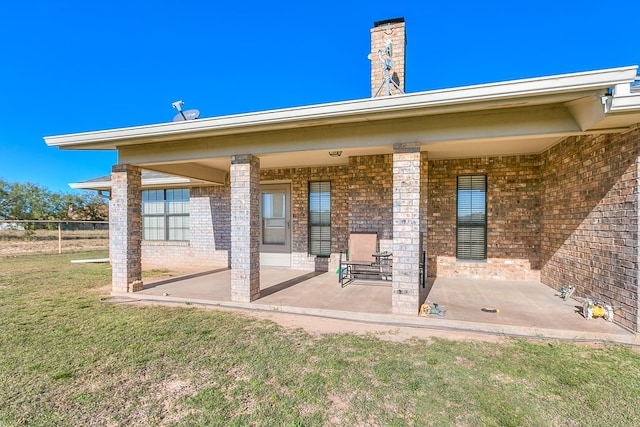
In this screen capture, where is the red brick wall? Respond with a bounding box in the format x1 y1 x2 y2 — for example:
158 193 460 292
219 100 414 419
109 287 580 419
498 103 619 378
260 166 350 258
348 155 393 241
540 130 639 331
260 157 393 258
258 157 395 270
427 155 542 280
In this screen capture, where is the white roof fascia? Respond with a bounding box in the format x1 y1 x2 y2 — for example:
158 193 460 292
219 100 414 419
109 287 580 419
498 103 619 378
45 66 638 149
609 93 640 113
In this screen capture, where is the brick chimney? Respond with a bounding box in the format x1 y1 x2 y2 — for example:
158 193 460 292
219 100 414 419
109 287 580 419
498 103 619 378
370 18 406 97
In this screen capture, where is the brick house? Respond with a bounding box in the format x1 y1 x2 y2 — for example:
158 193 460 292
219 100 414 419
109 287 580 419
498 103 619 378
46 19 640 330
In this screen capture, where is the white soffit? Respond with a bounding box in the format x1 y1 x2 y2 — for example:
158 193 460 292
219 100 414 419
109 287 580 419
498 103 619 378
422 136 562 159
69 173 210 191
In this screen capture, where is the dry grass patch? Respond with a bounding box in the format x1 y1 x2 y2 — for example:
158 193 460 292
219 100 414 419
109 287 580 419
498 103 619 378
0 229 108 256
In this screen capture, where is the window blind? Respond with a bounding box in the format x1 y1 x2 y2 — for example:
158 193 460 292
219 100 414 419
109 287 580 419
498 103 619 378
309 182 331 256
457 175 486 260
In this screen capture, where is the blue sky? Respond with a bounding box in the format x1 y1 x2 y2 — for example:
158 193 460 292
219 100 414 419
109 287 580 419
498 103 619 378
0 1 637 193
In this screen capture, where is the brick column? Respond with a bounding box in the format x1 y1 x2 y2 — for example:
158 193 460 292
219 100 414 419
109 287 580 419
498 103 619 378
230 154 261 302
109 164 142 293
392 143 421 314
419 151 429 304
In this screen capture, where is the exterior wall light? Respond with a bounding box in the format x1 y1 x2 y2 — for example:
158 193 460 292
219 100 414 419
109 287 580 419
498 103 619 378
328 151 342 157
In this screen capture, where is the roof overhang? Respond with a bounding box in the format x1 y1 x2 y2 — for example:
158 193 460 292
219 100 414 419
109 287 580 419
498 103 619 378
69 171 214 192
45 66 640 152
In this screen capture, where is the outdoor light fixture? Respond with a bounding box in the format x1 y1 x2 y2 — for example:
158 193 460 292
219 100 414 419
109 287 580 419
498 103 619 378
328 151 342 157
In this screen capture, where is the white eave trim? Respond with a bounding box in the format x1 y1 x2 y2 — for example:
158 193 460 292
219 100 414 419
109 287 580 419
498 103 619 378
69 182 107 190
69 175 207 190
45 65 639 149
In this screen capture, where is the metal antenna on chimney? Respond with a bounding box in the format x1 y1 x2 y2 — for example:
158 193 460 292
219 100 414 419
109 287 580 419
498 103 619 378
369 39 404 97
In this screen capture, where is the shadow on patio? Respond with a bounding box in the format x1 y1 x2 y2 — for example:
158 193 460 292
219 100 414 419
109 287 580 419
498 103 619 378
130 268 637 344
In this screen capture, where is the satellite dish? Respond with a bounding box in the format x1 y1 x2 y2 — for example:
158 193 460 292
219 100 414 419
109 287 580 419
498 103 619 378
173 109 200 122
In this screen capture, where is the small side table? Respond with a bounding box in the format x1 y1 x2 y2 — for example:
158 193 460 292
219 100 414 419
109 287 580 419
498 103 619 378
372 252 392 280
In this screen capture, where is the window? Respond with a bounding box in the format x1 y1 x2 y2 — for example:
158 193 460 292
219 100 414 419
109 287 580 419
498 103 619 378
142 189 189 241
261 191 286 245
457 175 486 260
309 182 331 256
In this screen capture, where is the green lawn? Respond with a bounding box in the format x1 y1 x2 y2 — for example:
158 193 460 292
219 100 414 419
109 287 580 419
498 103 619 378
1 252 639 426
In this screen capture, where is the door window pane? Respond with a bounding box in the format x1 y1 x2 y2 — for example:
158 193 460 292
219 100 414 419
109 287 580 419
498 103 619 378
262 191 286 245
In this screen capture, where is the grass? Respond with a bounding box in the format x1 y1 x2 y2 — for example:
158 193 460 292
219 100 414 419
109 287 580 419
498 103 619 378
1 252 640 426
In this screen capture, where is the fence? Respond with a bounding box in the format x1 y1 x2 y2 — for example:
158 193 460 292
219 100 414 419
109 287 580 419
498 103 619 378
0 220 109 255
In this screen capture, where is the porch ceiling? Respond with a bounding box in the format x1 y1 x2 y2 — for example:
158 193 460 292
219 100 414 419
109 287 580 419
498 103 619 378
119 102 597 182
140 134 562 177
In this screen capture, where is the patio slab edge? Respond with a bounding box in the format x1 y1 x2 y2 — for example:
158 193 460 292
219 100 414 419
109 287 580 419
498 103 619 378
109 291 639 346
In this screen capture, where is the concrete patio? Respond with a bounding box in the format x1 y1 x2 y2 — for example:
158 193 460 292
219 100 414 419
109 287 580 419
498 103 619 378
119 268 638 345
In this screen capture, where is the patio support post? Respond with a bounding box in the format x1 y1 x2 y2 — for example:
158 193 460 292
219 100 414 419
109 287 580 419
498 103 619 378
230 154 261 302
109 164 142 293
636 144 640 332
392 142 422 314
420 150 429 303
